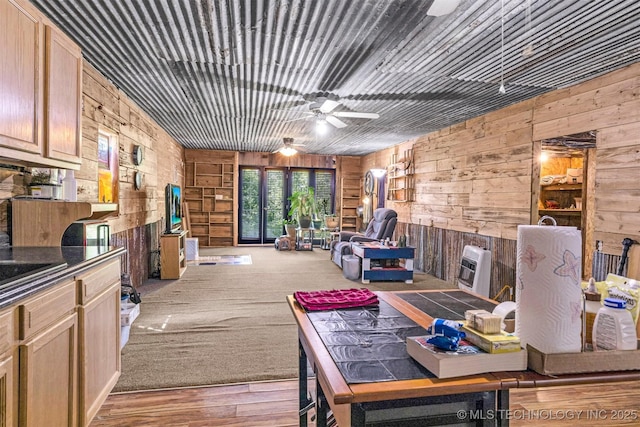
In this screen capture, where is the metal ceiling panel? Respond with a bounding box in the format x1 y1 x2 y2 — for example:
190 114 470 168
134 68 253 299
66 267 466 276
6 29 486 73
30 0 640 155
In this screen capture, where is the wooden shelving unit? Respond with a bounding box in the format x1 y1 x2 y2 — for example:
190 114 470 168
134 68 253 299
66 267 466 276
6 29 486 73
184 150 238 247
160 230 188 279
387 149 415 202
340 176 361 232
539 182 583 228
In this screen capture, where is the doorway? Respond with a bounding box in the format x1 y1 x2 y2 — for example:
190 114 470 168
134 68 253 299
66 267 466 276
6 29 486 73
238 167 336 245
533 131 596 277
238 167 286 245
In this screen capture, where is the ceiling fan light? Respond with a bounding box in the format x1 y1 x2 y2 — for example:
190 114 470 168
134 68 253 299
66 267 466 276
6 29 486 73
316 119 328 134
279 146 297 156
427 0 461 16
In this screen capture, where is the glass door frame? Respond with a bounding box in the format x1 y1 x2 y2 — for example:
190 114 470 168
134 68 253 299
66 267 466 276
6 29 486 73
238 166 288 245
238 166 336 245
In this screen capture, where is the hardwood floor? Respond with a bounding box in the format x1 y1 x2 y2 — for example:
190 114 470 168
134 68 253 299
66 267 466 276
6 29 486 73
91 379 640 426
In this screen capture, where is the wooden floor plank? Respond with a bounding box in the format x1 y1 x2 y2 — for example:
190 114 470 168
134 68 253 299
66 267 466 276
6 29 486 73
92 379 640 426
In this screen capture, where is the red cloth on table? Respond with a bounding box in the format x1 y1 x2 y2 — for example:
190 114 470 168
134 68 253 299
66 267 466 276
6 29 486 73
294 288 379 311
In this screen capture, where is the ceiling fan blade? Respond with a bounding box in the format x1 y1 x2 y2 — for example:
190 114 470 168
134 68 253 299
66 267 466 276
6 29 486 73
326 115 348 128
319 99 340 113
281 114 313 123
333 111 380 119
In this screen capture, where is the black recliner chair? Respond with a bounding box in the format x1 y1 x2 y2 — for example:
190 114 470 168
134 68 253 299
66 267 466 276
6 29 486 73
331 208 398 267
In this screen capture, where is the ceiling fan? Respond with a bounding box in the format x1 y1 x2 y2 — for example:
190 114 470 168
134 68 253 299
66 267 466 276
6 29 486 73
272 137 305 156
286 96 380 129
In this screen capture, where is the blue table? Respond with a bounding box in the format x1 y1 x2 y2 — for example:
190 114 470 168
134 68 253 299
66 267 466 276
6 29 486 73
351 242 414 283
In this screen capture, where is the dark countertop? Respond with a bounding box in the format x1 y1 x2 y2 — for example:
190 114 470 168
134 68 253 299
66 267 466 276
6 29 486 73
0 246 126 309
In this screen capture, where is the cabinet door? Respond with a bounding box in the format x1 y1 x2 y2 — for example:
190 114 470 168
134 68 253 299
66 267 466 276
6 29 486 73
77 282 121 427
0 352 15 427
19 313 77 427
44 25 82 164
0 0 43 154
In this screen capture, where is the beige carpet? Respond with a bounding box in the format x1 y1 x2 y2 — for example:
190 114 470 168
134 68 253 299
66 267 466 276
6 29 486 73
113 246 455 392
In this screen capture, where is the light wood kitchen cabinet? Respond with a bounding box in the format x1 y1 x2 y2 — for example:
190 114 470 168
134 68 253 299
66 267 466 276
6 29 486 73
0 0 44 156
0 307 16 427
0 0 82 169
76 259 121 426
19 284 78 426
0 352 15 427
44 24 82 165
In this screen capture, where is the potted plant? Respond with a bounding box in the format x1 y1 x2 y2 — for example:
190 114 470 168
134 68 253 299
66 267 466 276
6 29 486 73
288 186 315 228
282 218 297 239
324 214 339 229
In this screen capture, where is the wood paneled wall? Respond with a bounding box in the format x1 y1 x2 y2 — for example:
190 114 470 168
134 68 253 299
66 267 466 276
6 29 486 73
367 61 640 287
0 62 185 284
80 64 185 235
77 63 185 281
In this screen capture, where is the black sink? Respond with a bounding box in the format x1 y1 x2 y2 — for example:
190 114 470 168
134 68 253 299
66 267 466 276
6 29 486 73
0 261 68 287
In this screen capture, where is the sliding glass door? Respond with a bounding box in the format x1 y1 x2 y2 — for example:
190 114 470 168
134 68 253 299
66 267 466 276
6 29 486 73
238 167 335 244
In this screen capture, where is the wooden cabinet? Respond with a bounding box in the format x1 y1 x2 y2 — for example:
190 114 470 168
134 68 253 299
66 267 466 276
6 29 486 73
18 280 78 427
0 352 15 427
184 150 238 247
161 230 188 279
44 24 82 165
76 259 121 426
0 307 16 427
387 149 415 202
0 0 82 169
0 0 44 155
340 176 361 233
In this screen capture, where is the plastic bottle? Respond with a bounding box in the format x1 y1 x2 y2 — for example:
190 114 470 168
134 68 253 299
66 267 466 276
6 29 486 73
62 169 77 201
592 298 638 351
583 278 601 345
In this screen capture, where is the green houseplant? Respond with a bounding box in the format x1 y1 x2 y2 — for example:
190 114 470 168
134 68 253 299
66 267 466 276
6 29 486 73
288 186 315 228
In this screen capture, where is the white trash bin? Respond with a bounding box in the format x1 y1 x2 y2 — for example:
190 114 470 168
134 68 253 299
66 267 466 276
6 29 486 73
342 254 361 280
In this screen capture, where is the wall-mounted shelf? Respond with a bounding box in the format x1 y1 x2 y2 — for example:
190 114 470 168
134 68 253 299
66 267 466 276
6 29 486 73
184 150 237 247
340 176 360 233
387 149 415 202
88 203 118 220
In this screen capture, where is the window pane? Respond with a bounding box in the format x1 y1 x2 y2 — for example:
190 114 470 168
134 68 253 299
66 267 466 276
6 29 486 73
315 171 333 215
291 170 309 192
266 170 285 238
240 169 260 239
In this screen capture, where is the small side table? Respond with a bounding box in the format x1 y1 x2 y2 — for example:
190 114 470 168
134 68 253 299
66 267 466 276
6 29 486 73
319 227 339 250
295 228 314 251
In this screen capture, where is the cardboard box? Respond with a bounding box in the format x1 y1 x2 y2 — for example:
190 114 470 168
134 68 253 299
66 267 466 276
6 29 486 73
461 325 521 354
121 325 131 350
527 344 640 375
407 336 527 379
121 302 140 326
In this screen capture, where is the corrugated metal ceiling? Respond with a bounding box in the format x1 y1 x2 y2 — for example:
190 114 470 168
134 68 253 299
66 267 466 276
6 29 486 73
30 0 640 155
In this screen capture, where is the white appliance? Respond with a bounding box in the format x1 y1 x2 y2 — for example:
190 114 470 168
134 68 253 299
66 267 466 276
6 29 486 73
458 245 492 297
185 238 199 261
